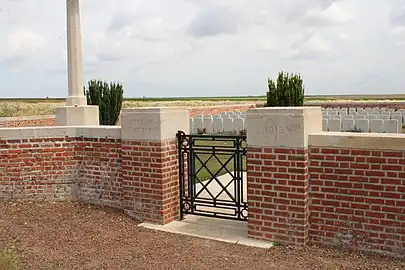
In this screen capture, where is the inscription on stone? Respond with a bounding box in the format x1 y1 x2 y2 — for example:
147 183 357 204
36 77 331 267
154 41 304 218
131 118 160 134
264 125 293 143
265 125 292 134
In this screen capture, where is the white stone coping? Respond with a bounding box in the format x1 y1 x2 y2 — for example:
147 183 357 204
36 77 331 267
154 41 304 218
0 126 121 140
0 115 56 122
309 132 405 151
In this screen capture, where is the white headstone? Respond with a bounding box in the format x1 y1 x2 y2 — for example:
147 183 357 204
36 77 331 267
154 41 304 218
190 118 195 133
234 118 245 132
384 119 400 133
367 114 378 120
355 119 369 132
370 119 384 133
194 118 203 132
342 114 354 120
322 119 328 131
203 118 214 133
213 118 223 133
380 114 391 121
223 118 234 132
342 119 355 132
354 115 366 120
328 119 341 131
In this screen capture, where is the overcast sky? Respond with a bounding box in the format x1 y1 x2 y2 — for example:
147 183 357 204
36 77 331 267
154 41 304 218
0 0 404 98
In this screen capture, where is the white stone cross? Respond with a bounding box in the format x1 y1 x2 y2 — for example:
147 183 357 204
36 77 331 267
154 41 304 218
56 0 99 126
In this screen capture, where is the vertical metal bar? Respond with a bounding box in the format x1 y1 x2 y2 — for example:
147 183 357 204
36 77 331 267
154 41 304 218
190 136 195 214
177 131 184 220
235 136 241 219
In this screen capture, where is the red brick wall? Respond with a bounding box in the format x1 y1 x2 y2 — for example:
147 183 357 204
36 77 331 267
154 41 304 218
247 147 310 245
76 138 122 208
0 117 56 128
309 147 405 254
0 137 79 200
121 140 179 224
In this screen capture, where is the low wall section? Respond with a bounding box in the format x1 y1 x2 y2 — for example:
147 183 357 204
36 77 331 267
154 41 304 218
1 106 405 256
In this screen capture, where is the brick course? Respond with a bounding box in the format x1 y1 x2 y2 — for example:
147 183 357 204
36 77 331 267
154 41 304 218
247 147 310 245
121 140 179 224
309 147 405 254
0 137 79 200
77 138 122 208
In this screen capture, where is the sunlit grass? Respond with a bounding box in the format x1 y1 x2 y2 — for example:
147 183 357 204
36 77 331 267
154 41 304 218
0 248 20 270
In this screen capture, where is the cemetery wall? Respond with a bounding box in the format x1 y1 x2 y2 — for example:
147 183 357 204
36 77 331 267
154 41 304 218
308 132 405 254
0 127 123 209
1 110 405 255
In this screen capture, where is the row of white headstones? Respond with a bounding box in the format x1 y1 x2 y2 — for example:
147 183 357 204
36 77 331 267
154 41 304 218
190 112 246 134
189 108 405 134
322 107 405 133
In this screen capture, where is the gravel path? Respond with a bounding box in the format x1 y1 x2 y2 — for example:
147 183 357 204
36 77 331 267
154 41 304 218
0 202 404 270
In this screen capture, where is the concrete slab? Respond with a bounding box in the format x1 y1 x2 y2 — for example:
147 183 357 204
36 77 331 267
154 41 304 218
139 215 273 249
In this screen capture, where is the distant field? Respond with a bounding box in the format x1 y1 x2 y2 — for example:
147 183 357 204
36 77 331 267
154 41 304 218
1 93 405 102
1 94 405 117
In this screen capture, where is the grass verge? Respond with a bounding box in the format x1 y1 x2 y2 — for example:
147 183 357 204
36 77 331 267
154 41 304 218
0 248 20 270
192 139 246 182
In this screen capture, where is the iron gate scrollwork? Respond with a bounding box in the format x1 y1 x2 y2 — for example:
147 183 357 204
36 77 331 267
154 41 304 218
177 130 248 221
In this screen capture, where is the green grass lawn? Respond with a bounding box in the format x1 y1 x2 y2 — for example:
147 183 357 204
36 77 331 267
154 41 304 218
191 139 247 183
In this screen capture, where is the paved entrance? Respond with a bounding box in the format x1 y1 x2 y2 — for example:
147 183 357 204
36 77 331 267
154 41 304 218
139 215 273 249
177 131 248 221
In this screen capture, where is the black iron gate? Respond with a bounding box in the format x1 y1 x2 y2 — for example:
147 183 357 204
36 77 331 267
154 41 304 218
177 130 248 221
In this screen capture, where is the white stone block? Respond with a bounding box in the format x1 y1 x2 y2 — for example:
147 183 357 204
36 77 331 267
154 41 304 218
247 107 322 148
56 105 99 126
370 119 384 133
121 108 189 141
354 115 365 120
367 114 377 120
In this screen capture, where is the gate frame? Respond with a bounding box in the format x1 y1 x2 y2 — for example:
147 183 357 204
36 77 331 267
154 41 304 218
177 130 248 222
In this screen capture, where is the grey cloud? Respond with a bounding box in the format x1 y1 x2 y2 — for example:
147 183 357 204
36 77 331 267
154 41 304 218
390 6 405 26
97 53 122 62
0 54 27 71
186 6 241 37
107 13 135 32
284 0 350 27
